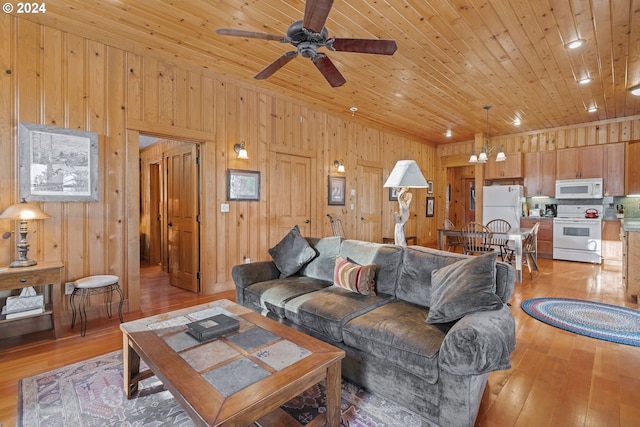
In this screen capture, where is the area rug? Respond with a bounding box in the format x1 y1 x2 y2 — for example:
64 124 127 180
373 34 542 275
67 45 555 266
521 298 640 347
18 350 429 426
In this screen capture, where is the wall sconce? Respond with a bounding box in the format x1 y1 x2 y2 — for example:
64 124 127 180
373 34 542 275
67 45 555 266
0 198 51 267
333 159 345 173
629 84 640 96
233 142 248 159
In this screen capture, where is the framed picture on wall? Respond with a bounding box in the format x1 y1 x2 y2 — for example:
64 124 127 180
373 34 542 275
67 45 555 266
227 169 261 201
426 197 435 217
328 175 346 206
427 180 434 194
18 122 99 202
389 187 400 201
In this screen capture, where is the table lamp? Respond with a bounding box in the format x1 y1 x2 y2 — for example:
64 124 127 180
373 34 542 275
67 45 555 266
383 160 428 246
0 198 51 267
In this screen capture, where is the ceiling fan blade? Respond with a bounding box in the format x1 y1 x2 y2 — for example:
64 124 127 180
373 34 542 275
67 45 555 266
329 38 398 55
254 52 298 80
312 55 346 87
303 0 334 33
216 28 285 42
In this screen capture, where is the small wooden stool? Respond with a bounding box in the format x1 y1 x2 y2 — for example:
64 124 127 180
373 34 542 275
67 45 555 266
70 275 123 336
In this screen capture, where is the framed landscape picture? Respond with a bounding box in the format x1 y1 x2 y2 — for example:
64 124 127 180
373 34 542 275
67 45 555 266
328 175 346 206
19 122 99 202
227 169 261 201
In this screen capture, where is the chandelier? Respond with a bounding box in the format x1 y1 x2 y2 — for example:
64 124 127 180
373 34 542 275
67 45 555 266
469 106 506 163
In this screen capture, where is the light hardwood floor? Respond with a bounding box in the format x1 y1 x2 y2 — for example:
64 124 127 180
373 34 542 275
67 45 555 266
1 258 639 426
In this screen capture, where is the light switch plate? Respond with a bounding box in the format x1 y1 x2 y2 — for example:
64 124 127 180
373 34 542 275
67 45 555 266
221 203 229 212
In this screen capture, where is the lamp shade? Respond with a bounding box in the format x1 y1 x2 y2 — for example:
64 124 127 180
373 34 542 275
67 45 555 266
383 160 429 188
0 199 50 220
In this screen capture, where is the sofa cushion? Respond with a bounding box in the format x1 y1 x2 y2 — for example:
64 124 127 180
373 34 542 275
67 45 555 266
396 246 471 307
338 240 403 296
268 225 318 278
426 252 504 324
284 287 392 342
243 277 332 318
342 301 444 384
333 256 376 295
298 236 342 282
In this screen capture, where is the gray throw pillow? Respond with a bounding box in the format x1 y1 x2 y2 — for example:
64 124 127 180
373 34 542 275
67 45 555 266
268 225 318 278
426 252 503 324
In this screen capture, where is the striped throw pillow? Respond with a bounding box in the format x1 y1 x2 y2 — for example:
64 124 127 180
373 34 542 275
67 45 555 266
333 256 376 295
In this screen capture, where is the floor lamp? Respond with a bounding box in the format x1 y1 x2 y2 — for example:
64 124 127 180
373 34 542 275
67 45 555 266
383 160 428 246
0 198 51 267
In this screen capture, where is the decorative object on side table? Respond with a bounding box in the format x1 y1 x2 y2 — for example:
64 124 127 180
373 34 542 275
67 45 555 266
383 160 429 246
0 198 51 267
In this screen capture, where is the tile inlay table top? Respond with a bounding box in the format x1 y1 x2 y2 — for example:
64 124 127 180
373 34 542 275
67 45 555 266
120 299 345 426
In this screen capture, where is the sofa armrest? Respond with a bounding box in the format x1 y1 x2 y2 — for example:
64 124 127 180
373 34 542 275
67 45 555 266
231 261 280 289
438 305 515 376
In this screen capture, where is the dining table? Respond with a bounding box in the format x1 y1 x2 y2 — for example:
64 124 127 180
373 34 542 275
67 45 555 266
437 227 535 283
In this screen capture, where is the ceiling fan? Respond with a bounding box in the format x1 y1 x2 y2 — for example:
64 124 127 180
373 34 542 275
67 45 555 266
216 0 398 87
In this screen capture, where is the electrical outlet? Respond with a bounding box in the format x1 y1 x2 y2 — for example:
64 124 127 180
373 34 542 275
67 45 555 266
245 258 251 264
64 282 76 295
221 203 229 213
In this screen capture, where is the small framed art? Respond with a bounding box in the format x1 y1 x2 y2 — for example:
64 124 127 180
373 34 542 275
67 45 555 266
328 175 346 206
426 197 435 217
227 169 261 201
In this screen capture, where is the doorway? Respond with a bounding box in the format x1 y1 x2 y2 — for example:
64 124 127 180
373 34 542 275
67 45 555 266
139 137 201 293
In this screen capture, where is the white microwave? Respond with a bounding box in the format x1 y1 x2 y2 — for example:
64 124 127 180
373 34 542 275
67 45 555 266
555 178 603 199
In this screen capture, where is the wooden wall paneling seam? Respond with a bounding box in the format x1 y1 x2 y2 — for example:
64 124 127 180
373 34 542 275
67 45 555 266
0 14 14 266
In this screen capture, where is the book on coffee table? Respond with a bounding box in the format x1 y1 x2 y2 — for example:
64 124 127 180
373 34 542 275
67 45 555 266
186 314 240 342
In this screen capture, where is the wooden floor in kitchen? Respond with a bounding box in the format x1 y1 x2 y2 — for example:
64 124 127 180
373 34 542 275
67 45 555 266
1 257 639 427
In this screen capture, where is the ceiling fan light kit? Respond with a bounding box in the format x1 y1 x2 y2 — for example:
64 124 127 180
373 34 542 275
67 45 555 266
216 0 397 87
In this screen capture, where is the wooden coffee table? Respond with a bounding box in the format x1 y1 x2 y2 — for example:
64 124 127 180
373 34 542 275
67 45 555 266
120 299 345 426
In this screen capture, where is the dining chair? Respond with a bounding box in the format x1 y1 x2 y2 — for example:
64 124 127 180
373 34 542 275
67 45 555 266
460 222 494 255
505 222 540 278
444 219 464 253
326 214 346 238
486 219 512 261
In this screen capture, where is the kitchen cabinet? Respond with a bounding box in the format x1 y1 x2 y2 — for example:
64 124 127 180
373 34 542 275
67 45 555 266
621 223 640 300
626 140 640 195
521 218 553 259
603 143 625 196
485 152 523 179
524 151 556 197
556 146 603 180
0 261 63 342
601 220 622 262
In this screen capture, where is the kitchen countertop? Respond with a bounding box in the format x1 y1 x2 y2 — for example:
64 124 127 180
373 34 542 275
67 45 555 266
622 219 640 232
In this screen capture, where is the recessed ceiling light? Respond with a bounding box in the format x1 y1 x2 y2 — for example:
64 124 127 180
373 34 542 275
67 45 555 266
578 77 592 85
587 106 598 112
445 129 452 137
513 117 521 126
630 85 640 96
565 38 585 49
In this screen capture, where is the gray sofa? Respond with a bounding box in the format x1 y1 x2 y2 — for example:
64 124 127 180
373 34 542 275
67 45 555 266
232 236 516 427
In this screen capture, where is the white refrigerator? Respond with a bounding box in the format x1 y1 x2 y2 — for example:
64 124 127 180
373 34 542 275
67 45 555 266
482 185 523 227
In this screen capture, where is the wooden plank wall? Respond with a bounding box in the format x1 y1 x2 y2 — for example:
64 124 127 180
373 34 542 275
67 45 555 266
0 15 437 314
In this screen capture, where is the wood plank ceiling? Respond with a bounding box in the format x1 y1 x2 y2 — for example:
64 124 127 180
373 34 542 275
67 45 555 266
20 0 640 144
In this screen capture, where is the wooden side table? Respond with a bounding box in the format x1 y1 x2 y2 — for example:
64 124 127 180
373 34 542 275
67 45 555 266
0 261 64 340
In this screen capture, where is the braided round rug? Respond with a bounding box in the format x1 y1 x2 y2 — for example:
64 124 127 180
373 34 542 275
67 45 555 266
521 298 640 347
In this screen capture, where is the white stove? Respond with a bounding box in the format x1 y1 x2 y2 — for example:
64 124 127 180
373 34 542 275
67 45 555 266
553 205 603 264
